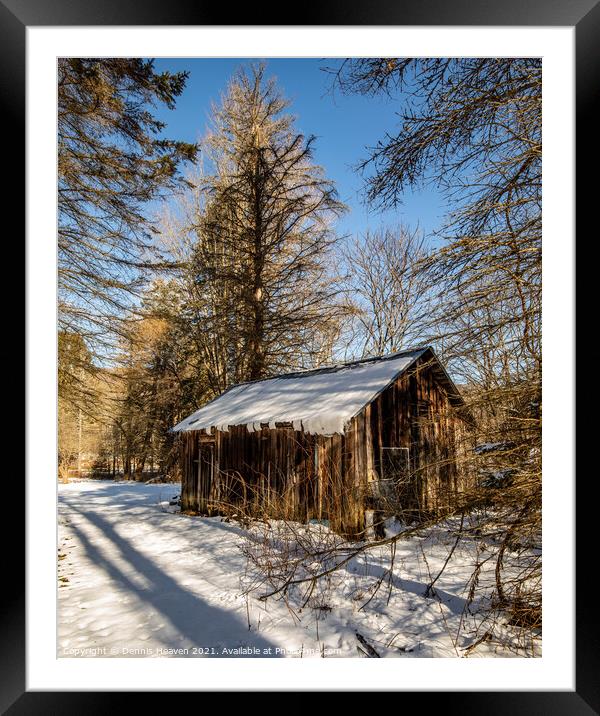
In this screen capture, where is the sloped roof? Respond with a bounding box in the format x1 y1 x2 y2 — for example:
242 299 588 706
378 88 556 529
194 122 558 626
172 346 462 436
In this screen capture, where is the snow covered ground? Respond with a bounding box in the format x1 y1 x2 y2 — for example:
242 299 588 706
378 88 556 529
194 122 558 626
58 480 537 658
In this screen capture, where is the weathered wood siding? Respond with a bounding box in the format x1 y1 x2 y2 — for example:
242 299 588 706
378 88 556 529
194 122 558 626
361 354 469 521
178 353 470 538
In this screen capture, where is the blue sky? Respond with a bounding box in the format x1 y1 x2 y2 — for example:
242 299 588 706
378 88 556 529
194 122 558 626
152 58 448 244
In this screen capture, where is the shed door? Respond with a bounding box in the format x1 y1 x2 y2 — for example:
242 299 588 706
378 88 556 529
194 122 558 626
378 447 410 503
198 441 215 511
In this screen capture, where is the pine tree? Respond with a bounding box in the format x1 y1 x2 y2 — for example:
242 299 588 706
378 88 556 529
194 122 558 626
58 58 197 407
189 64 345 386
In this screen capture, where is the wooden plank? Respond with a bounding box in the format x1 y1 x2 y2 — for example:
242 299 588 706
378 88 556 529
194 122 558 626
178 353 470 530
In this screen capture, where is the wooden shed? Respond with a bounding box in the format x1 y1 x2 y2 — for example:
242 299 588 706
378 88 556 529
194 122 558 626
173 347 470 538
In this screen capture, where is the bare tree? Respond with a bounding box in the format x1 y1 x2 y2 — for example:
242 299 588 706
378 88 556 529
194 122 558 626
323 57 542 643
341 226 430 357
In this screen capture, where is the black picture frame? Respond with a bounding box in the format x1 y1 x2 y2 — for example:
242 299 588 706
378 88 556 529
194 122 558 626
7 0 589 710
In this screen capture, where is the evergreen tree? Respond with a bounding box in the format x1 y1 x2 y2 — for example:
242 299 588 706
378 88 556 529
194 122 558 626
189 65 345 387
58 58 197 407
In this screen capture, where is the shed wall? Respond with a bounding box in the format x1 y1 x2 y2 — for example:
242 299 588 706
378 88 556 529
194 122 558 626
179 355 469 537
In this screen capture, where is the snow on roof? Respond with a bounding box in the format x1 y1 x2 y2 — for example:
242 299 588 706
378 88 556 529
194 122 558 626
173 347 429 436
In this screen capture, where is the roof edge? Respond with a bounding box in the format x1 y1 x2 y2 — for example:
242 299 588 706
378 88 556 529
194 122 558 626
172 345 465 434
347 346 467 427
347 346 431 424
221 345 431 391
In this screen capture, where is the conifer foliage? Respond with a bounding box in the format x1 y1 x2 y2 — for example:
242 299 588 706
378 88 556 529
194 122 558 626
58 59 197 370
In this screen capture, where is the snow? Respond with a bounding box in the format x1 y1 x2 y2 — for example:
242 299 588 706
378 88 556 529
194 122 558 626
479 469 516 488
173 349 426 436
473 442 514 454
58 480 538 658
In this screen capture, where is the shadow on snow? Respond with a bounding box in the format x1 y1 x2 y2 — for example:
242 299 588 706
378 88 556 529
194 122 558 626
60 494 279 658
